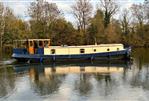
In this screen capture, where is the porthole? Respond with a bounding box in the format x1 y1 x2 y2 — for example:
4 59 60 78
94 49 96 52
107 48 110 51
51 49 55 54
80 49 85 53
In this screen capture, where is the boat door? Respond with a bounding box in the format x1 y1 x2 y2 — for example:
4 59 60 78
28 40 34 54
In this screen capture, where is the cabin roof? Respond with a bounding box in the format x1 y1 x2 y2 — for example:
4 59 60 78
48 44 123 49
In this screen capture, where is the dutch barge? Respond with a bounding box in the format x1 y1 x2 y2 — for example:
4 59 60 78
12 39 131 63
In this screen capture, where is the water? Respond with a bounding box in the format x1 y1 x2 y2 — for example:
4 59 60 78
0 48 149 101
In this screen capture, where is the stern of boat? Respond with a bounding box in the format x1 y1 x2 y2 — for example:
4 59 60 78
124 47 132 60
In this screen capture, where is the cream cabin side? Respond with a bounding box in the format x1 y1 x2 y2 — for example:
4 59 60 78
97 44 124 52
44 44 124 55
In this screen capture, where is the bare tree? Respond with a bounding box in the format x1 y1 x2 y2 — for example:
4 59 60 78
131 3 145 27
144 0 149 23
100 0 119 28
0 3 4 50
43 2 61 36
28 0 60 38
28 0 44 21
120 9 131 35
72 0 92 34
43 2 60 26
0 3 4 29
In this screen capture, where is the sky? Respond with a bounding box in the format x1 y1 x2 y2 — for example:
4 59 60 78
0 0 145 23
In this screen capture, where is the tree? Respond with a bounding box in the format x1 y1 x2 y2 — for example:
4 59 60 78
87 9 105 44
3 7 30 44
0 3 4 49
120 9 131 35
130 3 147 46
28 0 43 21
43 2 61 34
51 18 84 45
51 18 74 45
28 0 61 38
131 3 145 27
72 0 92 34
100 0 119 28
144 0 149 23
104 19 122 43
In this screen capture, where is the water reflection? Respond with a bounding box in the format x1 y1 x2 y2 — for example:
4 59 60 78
0 66 15 98
74 73 92 96
14 61 130 98
28 66 66 96
129 48 149 91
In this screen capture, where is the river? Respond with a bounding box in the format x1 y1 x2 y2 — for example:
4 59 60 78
0 48 149 101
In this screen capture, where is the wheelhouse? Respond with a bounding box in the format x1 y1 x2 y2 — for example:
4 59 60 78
13 39 50 55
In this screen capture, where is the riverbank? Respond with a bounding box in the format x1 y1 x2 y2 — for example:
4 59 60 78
0 59 16 66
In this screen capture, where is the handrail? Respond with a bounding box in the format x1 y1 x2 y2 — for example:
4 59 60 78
14 39 50 42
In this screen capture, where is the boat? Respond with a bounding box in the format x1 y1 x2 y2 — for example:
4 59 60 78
12 39 131 63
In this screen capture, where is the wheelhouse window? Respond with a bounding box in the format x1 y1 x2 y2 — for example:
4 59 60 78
44 41 49 47
80 49 85 53
30 41 34 47
51 49 55 54
39 41 43 47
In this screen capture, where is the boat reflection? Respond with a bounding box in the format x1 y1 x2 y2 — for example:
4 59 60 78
44 66 124 75
14 61 131 96
29 66 65 96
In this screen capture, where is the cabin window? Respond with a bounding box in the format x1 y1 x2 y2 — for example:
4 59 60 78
94 49 96 52
80 49 85 53
117 48 119 51
39 41 43 47
107 48 110 51
51 49 55 54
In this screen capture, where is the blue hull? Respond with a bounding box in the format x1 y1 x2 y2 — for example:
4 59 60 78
12 48 131 63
